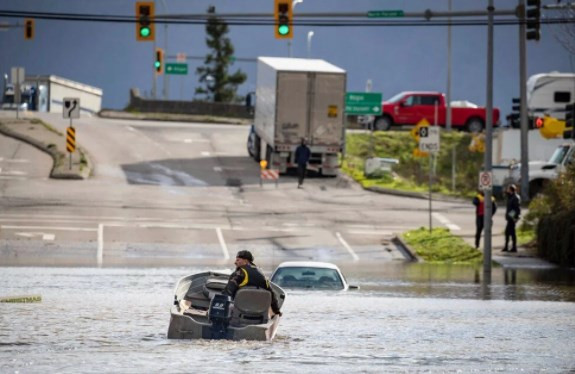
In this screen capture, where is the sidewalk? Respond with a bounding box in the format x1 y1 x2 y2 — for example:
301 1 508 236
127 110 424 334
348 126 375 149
0 113 92 179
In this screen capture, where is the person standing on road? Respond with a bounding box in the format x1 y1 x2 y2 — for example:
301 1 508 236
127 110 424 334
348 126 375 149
222 250 282 317
295 138 311 189
503 184 521 252
472 190 497 249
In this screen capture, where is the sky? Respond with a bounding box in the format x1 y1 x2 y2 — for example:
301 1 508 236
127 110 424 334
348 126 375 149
0 0 573 118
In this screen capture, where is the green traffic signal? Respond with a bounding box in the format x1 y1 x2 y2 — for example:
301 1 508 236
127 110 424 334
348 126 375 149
154 61 161 69
140 26 151 38
278 24 290 36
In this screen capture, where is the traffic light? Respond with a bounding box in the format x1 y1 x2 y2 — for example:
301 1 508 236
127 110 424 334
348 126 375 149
154 48 164 74
136 2 155 41
525 0 541 41
274 0 292 39
566 103 575 139
24 19 34 40
508 97 520 128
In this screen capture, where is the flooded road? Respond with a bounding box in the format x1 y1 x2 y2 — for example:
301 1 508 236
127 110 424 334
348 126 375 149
1 264 575 373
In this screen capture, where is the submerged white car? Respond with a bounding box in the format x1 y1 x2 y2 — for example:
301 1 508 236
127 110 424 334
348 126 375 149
270 261 359 291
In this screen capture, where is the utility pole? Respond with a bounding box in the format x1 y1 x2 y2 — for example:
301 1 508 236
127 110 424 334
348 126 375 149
519 0 530 202
483 0 495 280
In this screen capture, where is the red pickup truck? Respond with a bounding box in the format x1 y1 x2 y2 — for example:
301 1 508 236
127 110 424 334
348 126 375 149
372 91 500 132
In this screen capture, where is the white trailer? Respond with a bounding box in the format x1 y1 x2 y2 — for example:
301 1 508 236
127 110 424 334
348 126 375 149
248 57 346 176
527 72 575 120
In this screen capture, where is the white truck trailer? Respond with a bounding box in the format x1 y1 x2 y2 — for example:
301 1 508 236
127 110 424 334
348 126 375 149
247 57 346 176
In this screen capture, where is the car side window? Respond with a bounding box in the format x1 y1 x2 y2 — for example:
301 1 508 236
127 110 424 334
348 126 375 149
420 96 440 106
404 96 415 106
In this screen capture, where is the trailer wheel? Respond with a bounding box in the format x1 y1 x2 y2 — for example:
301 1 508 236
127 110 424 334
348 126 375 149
465 117 485 133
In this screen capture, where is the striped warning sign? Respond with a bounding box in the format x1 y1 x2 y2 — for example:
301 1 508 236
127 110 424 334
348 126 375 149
66 127 76 153
260 169 279 180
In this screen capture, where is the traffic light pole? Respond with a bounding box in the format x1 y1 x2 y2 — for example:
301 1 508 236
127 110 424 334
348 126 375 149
519 0 530 202
483 0 494 280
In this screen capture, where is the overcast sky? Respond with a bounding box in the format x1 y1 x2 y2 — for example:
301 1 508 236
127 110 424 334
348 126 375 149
0 0 573 117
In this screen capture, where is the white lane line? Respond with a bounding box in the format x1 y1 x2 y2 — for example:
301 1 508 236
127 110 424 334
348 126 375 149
335 232 359 261
216 227 230 260
0 225 97 232
15 232 55 241
127 126 136 132
184 139 193 143
0 170 27 176
201 151 211 156
97 224 104 268
213 166 223 172
432 213 461 231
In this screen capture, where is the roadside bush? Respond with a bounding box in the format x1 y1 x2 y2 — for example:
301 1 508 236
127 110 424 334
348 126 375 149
535 163 575 266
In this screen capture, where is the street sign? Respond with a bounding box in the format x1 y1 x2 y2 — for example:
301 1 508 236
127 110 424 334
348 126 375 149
419 126 440 153
165 63 188 75
63 97 80 119
411 118 430 141
176 53 186 62
367 10 405 18
345 92 382 115
478 171 493 191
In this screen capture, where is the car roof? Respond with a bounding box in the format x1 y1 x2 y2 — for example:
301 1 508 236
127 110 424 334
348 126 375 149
275 261 341 270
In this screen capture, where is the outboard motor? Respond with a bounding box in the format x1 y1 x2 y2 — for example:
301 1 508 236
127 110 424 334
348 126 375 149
208 294 232 339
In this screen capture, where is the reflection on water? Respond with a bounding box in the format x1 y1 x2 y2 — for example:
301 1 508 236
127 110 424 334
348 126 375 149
339 262 575 302
1 265 574 373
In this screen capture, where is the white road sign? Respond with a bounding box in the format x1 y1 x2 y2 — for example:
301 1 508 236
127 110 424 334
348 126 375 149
63 97 80 119
478 171 493 191
418 126 440 153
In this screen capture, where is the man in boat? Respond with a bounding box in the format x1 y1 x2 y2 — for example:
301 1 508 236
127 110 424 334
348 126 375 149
222 250 282 317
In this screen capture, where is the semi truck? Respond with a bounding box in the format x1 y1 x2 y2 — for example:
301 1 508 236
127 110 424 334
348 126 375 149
372 91 500 132
247 57 346 176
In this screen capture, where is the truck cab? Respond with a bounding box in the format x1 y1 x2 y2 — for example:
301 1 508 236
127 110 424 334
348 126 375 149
509 142 575 198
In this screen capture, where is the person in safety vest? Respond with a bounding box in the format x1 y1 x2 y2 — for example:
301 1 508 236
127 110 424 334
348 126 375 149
472 190 497 249
222 250 282 317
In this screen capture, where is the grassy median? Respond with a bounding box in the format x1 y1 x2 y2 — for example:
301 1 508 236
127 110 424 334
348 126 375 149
342 131 483 198
402 227 483 265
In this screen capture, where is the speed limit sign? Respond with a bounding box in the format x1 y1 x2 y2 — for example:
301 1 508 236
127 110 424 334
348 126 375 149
478 171 493 191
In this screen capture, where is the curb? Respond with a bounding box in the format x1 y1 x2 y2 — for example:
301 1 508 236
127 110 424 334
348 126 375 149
391 235 420 262
98 110 251 126
0 120 92 180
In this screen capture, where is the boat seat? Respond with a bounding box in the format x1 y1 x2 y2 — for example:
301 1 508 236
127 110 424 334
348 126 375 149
230 287 271 327
202 278 228 299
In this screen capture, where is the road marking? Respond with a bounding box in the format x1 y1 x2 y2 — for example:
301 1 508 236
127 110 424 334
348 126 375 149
0 225 97 232
0 170 27 176
201 151 211 156
335 232 359 261
213 166 223 172
432 213 461 231
15 232 55 241
97 224 104 268
216 227 230 260
127 126 136 132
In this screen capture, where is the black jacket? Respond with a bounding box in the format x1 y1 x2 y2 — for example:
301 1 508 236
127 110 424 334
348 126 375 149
505 193 521 222
295 144 311 166
223 263 281 314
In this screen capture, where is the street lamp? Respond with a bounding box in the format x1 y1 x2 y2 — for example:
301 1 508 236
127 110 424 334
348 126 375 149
307 31 314 58
288 0 303 57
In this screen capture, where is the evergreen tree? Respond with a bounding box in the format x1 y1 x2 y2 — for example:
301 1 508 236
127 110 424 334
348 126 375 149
196 6 246 102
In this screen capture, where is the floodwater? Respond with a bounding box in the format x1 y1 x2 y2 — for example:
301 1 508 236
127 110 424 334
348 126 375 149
1 264 575 373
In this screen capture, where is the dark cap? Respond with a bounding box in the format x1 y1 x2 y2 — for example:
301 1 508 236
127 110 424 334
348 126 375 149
236 250 254 262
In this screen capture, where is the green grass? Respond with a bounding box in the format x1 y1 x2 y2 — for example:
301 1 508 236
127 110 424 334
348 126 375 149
342 131 484 198
517 226 535 246
402 227 483 264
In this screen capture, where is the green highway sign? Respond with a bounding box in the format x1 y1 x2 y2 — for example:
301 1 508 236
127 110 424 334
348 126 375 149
367 10 405 18
345 92 382 115
165 63 188 75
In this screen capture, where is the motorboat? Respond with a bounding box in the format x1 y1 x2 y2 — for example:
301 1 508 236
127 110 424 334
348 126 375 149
167 271 286 341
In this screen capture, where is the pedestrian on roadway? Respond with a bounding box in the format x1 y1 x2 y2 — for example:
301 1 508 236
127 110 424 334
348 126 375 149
295 138 311 189
222 250 282 317
472 190 497 249
503 184 521 252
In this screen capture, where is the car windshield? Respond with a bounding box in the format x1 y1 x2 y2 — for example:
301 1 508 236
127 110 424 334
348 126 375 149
385 92 406 103
271 267 344 290
548 145 570 164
